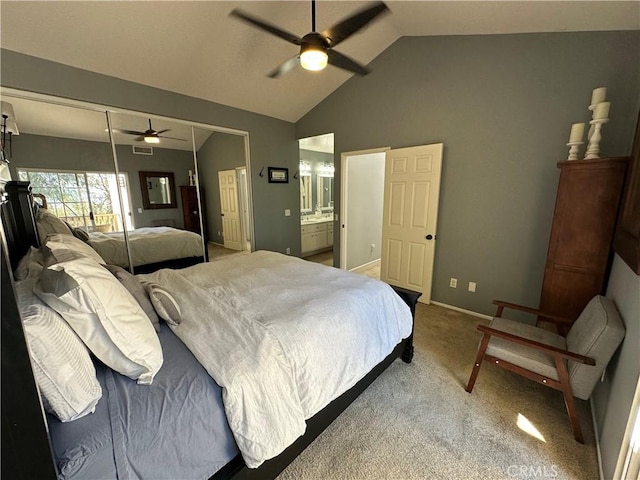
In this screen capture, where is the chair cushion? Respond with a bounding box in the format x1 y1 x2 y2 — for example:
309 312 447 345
485 317 566 381
566 296 625 400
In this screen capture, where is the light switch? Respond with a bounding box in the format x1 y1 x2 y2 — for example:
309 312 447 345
284 209 291 217
137 208 143 213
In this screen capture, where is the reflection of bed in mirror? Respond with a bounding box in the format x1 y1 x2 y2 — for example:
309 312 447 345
2 180 420 480
33 190 205 273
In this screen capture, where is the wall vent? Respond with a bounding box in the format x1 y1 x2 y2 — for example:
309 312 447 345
132 145 153 155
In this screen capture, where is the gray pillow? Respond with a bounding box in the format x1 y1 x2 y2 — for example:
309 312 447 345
73 228 90 243
102 265 160 332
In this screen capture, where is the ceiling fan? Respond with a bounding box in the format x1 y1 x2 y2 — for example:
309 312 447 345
230 0 389 78
111 119 186 144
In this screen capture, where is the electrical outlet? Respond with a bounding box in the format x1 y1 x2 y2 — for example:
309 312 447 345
370 243 375 252
450 277 457 288
468 281 477 293
217 231 221 236
286 247 290 255
284 209 291 217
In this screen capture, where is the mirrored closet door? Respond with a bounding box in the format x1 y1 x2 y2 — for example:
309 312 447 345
5 95 119 244
1 88 255 273
193 126 253 261
107 111 206 272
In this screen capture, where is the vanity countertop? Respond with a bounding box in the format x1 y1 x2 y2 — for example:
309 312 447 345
301 216 333 226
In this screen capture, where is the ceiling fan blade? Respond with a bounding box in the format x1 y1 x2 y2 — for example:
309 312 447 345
155 129 172 135
327 49 370 76
321 1 389 48
134 136 146 142
230 9 302 46
112 128 145 136
158 135 187 142
268 55 301 78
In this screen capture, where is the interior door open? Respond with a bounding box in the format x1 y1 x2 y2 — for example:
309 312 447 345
218 169 243 251
380 144 443 304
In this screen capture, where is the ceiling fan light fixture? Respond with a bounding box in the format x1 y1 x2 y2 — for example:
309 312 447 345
300 46 328 71
144 135 160 144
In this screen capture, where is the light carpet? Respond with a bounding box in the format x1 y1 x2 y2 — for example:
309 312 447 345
277 303 599 480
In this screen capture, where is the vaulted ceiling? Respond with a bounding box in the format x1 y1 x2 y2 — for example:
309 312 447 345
1 1 639 123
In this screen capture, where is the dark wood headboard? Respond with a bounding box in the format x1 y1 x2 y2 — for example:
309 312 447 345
0 180 40 271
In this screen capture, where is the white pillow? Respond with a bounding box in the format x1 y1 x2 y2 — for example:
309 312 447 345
43 233 105 265
144 281 182 326
14 278 102 422
34 257 163 385
15 246 45 280
35 207 73 244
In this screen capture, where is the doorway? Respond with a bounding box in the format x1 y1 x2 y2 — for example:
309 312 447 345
340 149 387 277
299 133 335 264
341 144 443 304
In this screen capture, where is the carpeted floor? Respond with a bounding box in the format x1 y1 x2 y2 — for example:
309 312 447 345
277 303 599 480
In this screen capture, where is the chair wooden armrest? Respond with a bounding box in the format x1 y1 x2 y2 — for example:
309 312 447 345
492 300 574 326
476 324 596 365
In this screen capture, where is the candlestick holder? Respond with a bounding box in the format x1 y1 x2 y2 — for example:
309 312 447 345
587 104 597 142
584 118 608 159
566 142 583 161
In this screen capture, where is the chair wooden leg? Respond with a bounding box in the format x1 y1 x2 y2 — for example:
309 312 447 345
555 357 584 443
466 333 490 393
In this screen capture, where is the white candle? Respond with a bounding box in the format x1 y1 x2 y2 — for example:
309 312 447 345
594 102 611 120
591 87 607 105
569 123 585 143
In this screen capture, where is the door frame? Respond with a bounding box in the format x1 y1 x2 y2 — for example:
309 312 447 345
340 147 390 270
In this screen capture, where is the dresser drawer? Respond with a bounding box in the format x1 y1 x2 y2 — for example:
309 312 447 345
301 222 328 234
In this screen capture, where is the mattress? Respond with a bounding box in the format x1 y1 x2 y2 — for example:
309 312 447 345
47 323 239 480
87 227 203 268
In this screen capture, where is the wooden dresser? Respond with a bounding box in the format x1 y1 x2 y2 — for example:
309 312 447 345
539 157 629 322
180 186 205 236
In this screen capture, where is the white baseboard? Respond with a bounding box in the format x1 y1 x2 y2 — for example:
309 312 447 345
349 258 381 272
590 397 605 480
430 301 492 320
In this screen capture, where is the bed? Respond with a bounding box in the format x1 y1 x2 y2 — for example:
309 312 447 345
32 193 205 273
1 180 420 480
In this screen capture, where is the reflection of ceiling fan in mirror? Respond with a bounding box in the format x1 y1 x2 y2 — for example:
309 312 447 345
230 0 389 78
111 119 186 144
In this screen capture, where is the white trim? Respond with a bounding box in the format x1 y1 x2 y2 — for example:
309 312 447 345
590 397 605 480
349 258 381 272
430 301 493 320
614 377 640 480
339 146 390 270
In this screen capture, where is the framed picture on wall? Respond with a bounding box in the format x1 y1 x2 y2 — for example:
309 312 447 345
268 167 289 183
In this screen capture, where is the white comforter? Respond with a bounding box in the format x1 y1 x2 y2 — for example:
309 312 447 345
141 251 412 468
88 227 203 267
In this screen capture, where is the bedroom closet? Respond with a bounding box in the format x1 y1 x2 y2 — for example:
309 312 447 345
1 88 254 272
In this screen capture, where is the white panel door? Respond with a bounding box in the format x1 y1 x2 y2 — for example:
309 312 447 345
380 144 443 304
218 169 243 251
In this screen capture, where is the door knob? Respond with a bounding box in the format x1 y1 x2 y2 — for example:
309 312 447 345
425 234 434 240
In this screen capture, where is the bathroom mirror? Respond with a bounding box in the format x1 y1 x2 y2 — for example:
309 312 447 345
300 173 312 212
139 171 177 209
317 175 334 211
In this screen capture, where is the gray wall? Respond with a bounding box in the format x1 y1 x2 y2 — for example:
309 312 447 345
296 31 640 316
9 133 194 229
345 152 385 270
1 49 300 255
596 255 640 479
196 131 246 244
